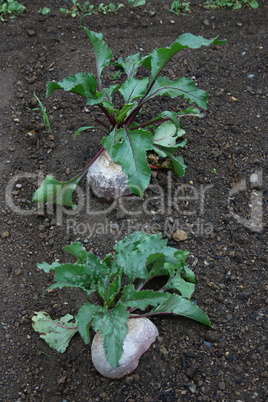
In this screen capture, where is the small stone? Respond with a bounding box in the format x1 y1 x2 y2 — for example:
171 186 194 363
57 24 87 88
30 97 39 107
15 183 22 189
38 224 46 232
203 19 210 26
110 222 119 231
173 229 188 242
125 376 133 385
132 373 139 382
204 298 213 305
2 231 10 238
218 381 225 390
57 376 66 384
27 29 36 36
159 345 168 355
236 22 243 27
203 341 212 348
203 330 219 343
184 383 197 393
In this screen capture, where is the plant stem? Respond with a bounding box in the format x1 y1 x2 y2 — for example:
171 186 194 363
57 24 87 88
98 104 117 126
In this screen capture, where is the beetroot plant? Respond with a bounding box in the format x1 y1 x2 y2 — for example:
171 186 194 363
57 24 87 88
32 232 212 376
33 28 225 207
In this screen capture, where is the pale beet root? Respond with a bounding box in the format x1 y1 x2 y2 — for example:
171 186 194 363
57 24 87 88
91 317 159 379
87 150 132 201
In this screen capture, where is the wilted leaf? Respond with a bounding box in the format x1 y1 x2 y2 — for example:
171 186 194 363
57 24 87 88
32 312 78 353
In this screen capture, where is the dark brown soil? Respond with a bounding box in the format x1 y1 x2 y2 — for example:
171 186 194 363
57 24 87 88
0 1 267 401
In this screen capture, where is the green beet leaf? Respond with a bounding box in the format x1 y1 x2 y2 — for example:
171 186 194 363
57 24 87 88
153 121 185 153
46 72 99 102
177 33 226 48
182 264 197 283
142 34 225 86
150 293 212 327
77 303 102 344
114 232 170 282
119 77 149 103
115 103 137 124
165 271 196 299
120 284 168 309
146 77 209 109
116 53 145 78
73 125 97 140
46 263 95 297
32 312 78 353
128 0 146 6
102 127 154 195
85 252 109 285
32 174 81 209
37 261 61 273
114 231 167 254
63 242 88 263
83 28 113 91
165 152 187 177
92 304 129 368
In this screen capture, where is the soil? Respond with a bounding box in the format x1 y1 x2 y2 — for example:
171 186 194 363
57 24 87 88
0 1 267 401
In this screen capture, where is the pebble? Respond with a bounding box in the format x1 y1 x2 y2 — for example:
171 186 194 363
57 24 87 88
27 29 36 36
203 330 219 343
218 381 226 390
159 345 168 355
203 19 210 26
203 341 212 348
2 231 10 238
38 224 46 232
184 383 197 393
57 376 66 384
173 229 188 242
125 376 133 385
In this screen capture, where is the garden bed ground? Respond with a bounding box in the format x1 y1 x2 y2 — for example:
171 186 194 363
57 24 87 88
0 1 267 401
